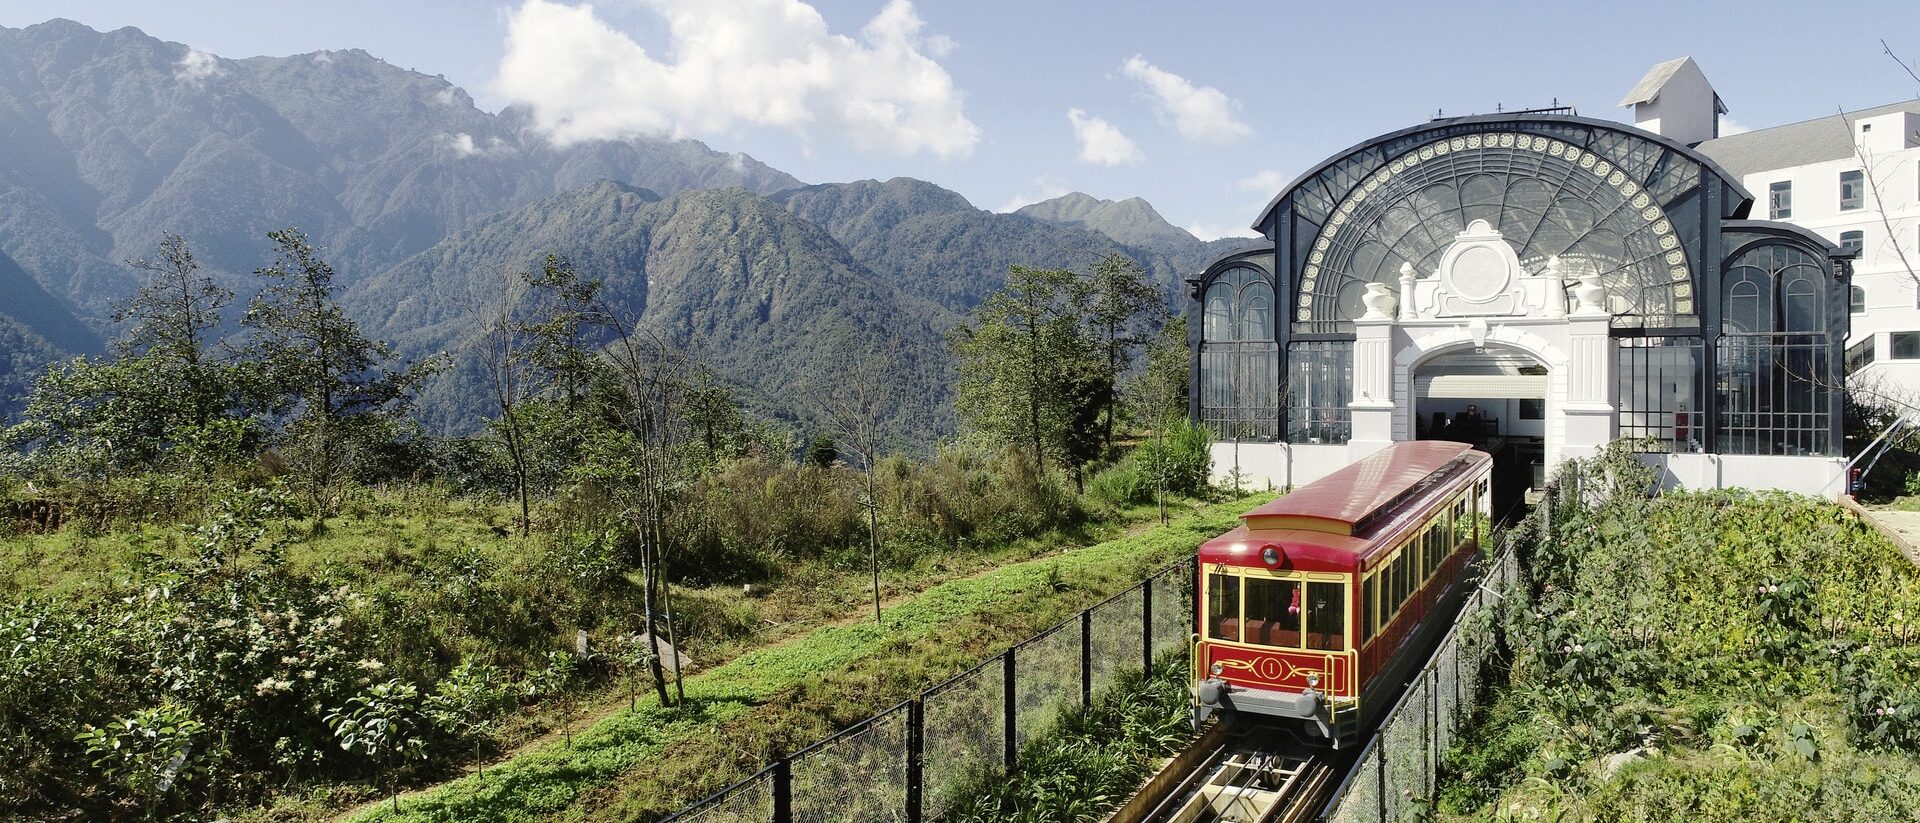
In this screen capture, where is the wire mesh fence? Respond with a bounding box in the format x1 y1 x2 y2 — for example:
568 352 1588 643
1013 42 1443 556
791 702 912 823
1012 616 1085 752
661 557 1196 823
1089 588 1144 698
671 766 778 823
919 657 1005 819
1317 535 1522 823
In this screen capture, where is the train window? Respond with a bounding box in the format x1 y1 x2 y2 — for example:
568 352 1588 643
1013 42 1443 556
1305 582 1346 651
1363 574 1378 641
1393 547 1410 609
1207 573 1241 642
1243 577 1303 648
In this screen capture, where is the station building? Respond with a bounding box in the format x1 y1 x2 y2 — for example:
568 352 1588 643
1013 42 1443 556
1188 59 1854 508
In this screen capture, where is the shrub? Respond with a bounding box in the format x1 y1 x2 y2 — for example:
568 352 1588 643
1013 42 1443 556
1087 459 1151 507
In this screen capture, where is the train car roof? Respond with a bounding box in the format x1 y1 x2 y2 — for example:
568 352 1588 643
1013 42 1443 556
1238 442 1484 537
1199 442 1490 572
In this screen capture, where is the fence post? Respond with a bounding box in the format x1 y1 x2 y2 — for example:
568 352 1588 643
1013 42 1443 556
906 699 923 823
1002 650 1018 771
772 752 792 823
1142 579 1155 676
1427 671 1438 799
1081 610 1093 707
1375 741 1387 822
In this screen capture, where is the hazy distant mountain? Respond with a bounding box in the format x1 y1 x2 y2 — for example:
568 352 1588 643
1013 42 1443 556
1015 192 1197 251
773 178 1194 314
1016 191 1253 275
0 19 800 317
351 182 956 441
0 247 90 415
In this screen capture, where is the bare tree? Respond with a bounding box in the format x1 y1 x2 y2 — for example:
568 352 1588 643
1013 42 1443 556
819 342 901 623
472 266 536 537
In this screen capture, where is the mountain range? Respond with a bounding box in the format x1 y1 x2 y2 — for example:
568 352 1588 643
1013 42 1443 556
0 18 1246 446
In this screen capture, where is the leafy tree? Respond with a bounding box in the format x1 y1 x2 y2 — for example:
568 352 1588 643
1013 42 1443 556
951 265 1105 491
3 235 258 480
326 679 430 813
244 230 432 519
1082 254 1163 452
528 651 580 748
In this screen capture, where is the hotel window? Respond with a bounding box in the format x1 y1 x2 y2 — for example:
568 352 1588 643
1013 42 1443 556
1847 337 1876 372
1840 170 1864 211
1769 181 1792 219
1841 230 1864 258
1895 332 1920 360
1851 285 1867 314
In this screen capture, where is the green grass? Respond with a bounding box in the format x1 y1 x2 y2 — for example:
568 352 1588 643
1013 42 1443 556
338 493 1267 823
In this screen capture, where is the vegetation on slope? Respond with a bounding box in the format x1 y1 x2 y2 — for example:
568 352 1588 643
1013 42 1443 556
1436 447 1920 821
344 494 1262 823
943 655 1195 823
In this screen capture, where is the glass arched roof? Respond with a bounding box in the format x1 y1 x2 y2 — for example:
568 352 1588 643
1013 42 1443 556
1257 116 1749 335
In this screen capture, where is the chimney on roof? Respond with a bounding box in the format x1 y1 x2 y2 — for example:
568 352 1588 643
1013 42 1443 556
1619 57 1726 146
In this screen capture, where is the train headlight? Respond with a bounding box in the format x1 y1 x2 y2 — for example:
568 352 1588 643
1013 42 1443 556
1261 544 1282 566
1305 672 1320 688
1210 662 1224 676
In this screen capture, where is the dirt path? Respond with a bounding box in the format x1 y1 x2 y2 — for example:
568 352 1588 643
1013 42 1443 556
326 499 1214 822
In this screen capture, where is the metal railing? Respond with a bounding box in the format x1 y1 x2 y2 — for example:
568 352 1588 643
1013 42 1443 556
665 557 1198 823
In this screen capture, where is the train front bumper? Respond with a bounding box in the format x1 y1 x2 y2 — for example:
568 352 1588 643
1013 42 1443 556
1193 678 1330 738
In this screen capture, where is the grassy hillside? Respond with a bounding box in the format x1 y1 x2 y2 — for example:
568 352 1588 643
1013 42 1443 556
1437 453 1920 821
332 492 1267 823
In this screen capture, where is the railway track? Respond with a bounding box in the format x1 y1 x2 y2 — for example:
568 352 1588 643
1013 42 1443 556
1109 722 1338 823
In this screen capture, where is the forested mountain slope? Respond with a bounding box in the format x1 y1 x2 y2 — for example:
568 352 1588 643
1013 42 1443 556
773 178 1195 313
351 182 957 440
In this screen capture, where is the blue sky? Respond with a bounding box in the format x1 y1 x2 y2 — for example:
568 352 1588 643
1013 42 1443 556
6 1 1919 239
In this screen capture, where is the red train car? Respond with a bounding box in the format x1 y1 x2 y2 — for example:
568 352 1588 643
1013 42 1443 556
1191 441 1492 746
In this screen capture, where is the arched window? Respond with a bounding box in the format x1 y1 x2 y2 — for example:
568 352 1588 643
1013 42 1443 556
1198 266 1279 440
1725 279 1764 334
1717 242 1838 456
1852 285 1867 314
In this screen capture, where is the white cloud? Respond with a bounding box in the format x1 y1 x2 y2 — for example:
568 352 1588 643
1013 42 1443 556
1237 168 1289 193
437 132 514 157
495 0 978 157
995 175 1072 213
1184 221 1261 241
312 52 334 65
176 48 222 84
1120 55 1250 144
435 86 460 106
1067 108 1142 166
1719 115 1750 136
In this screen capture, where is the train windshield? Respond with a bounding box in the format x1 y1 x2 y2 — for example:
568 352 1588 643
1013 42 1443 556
1242 578 1303 647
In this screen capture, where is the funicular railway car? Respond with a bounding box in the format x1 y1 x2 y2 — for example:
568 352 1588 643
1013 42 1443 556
1192 441 1492 747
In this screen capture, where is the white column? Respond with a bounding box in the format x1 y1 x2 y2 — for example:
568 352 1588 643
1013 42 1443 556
1559 311 1615 462
1350 316 1397 459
